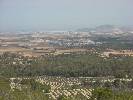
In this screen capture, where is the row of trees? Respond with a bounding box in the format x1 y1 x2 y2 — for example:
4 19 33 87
1 52 133 78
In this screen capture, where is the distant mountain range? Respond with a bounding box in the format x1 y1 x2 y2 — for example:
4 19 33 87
76 25 133 33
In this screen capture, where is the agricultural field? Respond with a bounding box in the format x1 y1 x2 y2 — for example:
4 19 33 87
1 76 133 100
1 33 133 99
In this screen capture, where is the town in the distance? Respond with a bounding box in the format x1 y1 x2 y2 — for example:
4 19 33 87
1 25 133 57
1 25 133 100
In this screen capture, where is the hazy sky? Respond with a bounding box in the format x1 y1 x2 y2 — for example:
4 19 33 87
0 0 133 32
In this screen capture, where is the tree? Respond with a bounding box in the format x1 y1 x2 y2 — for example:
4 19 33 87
90 88 113 100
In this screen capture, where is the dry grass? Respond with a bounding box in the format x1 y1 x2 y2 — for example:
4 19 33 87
103 50 133 57
0 47 29 52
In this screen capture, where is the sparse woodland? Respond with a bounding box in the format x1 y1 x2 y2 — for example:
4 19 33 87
0 51 133 99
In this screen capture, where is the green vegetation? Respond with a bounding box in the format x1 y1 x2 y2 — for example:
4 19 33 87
0 77 50 100
1 52 133 78
1 51 133 100
90 88 133 100
90 88 113 100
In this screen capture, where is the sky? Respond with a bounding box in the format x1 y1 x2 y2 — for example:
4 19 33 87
0 0 133 32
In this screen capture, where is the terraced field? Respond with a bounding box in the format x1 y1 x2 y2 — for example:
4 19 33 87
36 76 93 99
